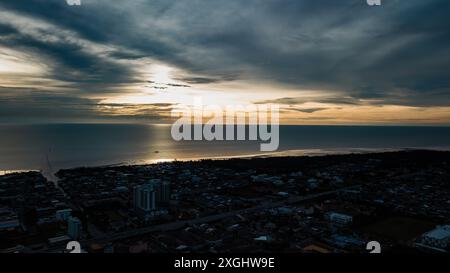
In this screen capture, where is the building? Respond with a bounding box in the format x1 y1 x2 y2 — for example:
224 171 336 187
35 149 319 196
155 181 171 206
56 209 72 221
48 235 71 246
133 184 157 212
417 225 450 252
302 243 333 253
328 212 353 227
328 235 364 249
0 219 20 231
134 180 171 212
0 207 20 231
68 216 82 240
147 179 171 205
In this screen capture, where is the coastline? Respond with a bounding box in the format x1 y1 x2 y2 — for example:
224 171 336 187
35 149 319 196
3 146 450 181
70 146 450 166
0 169 40 176
6 146 450 180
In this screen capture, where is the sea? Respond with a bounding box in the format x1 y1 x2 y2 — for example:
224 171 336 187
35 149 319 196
1 124 450 177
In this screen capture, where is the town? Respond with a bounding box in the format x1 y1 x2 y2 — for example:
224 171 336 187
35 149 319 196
1 150 449 253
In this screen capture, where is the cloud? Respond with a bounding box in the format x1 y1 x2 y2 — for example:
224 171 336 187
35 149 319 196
255 96 363 106
177 76 234 84
0 0 450 122
0 86 177 123
291 107 328 114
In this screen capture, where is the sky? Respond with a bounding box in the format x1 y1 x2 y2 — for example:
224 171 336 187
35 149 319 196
0 0 450 125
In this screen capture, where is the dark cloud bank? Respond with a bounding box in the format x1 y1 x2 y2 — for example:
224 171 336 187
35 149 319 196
0 0 450 121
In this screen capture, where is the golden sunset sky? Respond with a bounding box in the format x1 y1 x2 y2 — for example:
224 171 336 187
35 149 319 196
1 0 449 125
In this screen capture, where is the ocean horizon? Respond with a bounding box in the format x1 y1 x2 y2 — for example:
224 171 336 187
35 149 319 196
1 124 450 176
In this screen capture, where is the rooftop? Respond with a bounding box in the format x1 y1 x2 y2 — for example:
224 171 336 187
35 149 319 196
423 225 450 240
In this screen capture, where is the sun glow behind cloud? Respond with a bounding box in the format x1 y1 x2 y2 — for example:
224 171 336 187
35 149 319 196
93 62 450 125
0 47 47 78
100 63 274 107
149 63 173 85
1 1 450 124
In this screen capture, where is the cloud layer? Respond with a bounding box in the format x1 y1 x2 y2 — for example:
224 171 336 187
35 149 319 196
0 0 450 123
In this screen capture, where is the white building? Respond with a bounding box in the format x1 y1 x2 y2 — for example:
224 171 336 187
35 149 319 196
418 225 450 251
328 212 353 226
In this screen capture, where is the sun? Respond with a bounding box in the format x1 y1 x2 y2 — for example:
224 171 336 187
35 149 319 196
149 63 173 84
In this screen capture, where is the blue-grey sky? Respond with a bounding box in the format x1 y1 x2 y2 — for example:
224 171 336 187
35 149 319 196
1 0 450 124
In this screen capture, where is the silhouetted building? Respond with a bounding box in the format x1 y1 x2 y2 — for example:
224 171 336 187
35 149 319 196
68 217 82 240
133 184 156 212
133 180 170 212
151 179 171 206
56 209 72 221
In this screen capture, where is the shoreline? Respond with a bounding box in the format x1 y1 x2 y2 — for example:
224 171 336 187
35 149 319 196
2 146 450 181
62 146 450 166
